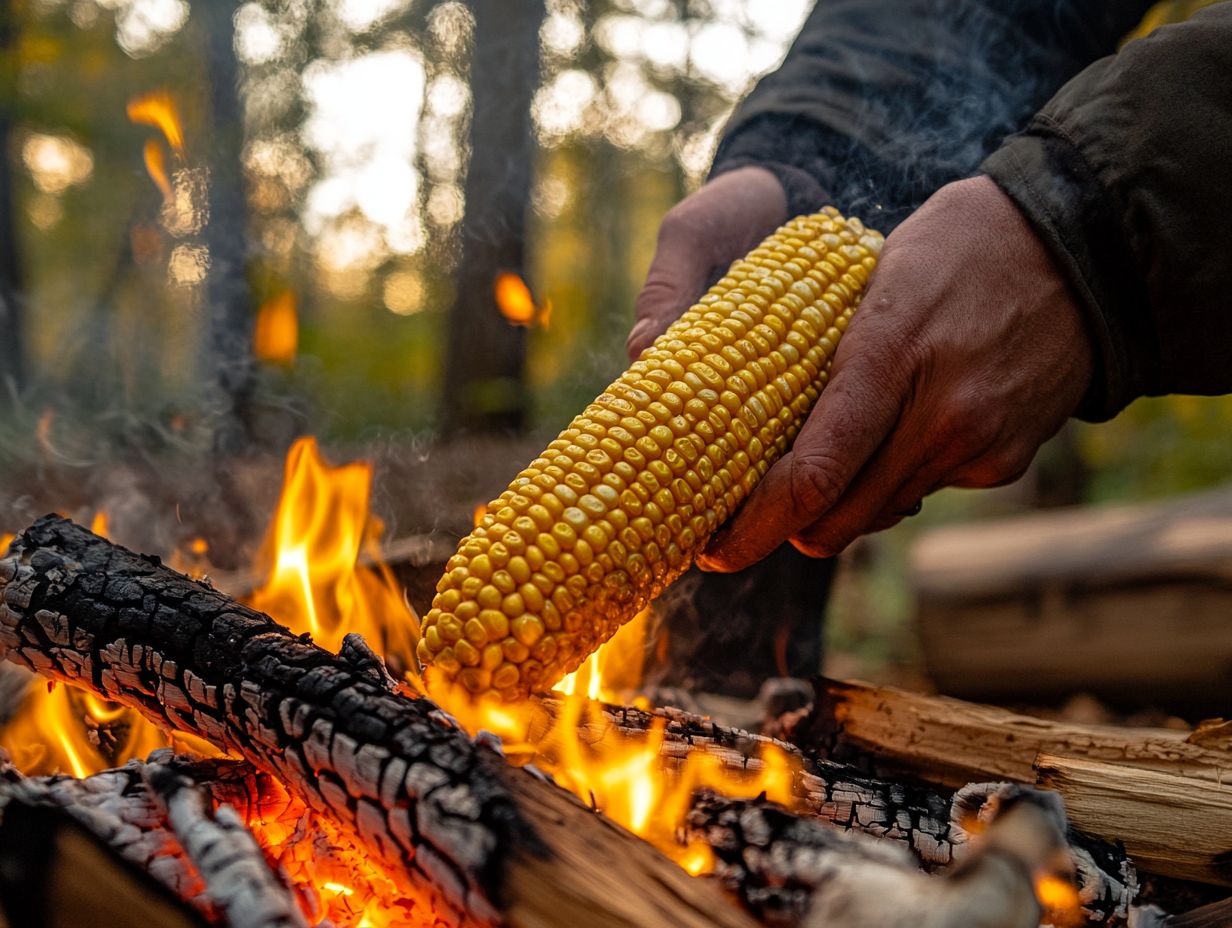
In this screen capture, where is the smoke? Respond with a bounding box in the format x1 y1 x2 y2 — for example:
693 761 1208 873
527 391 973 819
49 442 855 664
717 0 1151 232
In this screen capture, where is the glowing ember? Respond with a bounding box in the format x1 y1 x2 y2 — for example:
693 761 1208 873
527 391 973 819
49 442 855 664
1036 874 1083 926
493 272 549 327
254 290 299 366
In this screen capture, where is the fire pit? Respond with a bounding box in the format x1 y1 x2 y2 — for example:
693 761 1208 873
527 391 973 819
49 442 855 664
1 439 1228 928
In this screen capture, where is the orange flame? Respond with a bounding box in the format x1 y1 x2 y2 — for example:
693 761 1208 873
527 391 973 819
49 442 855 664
254 290 299 366
0 533 13 552
494 273 550 327
127 91 184 152
435 605 794 875
142 138 173 203
1036 874 1083 926
35 408 56 457
90 511 109 538
0 678 207 778
127 91 184 205
247 437 420 674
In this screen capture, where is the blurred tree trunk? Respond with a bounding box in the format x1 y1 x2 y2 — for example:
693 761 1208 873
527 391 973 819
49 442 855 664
439 0 544 438
198 0 256 453
0 0 24 399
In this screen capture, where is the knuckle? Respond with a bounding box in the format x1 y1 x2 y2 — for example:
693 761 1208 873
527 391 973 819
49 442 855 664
657 204 704 244
788 450 848 518
939 398 1000 459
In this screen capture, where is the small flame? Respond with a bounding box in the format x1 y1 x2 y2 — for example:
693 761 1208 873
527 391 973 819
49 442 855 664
0 533 13 552
247 437 420 674
127 91 184 152
494 273 549 327
142 138 173 203
681 841 714 876
36 408 56 457
1035 874 1083 926
472 504 487 528
254 290 299 366
127 91 184 205
90 511 109 538
167 536 211 579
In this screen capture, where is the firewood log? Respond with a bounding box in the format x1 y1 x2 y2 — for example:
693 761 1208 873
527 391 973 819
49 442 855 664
802 677 1231 787
685 786 1082 928
0 799 208 928
0 516 757 928
798 677 1232 886
0 751 308 928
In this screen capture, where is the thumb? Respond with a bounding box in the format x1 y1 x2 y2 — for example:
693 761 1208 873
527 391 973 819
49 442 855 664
628 166 788 359
627 219 712 359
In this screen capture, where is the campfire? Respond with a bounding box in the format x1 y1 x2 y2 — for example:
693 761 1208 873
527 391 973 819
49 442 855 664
3 438 1229 928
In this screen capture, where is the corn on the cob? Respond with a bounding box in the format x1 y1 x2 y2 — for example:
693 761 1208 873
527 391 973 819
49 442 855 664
419 208 884 701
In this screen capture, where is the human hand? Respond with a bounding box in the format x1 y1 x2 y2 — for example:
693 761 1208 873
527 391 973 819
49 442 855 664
696 175 1095 571
627 165 788 359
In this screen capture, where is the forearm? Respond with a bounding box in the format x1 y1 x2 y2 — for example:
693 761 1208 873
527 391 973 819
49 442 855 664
983 3 1232 420
713 0 1152 229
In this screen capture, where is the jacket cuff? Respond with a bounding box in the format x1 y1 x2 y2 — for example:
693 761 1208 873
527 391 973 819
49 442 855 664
982 120 1158 422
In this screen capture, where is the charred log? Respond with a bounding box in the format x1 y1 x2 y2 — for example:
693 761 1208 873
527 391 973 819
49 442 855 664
685 786 1077 928
0 516 758 928
520 695 1136 922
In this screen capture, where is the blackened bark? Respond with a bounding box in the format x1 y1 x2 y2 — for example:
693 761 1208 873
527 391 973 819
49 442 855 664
438 0 544 437
0 516 531 927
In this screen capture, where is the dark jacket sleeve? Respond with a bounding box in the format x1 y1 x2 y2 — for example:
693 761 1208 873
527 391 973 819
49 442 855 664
983 3 1232 420
711 0 1152 231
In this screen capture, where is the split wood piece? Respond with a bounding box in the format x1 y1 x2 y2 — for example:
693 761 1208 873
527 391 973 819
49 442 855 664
1036 754 1232 887
0 799 208 928
685 787 1074 928
910 485 1232 710
0 516 758 928
0 753 308 928
799 677 1232 886
0 756 210 911
801 677 1232 789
